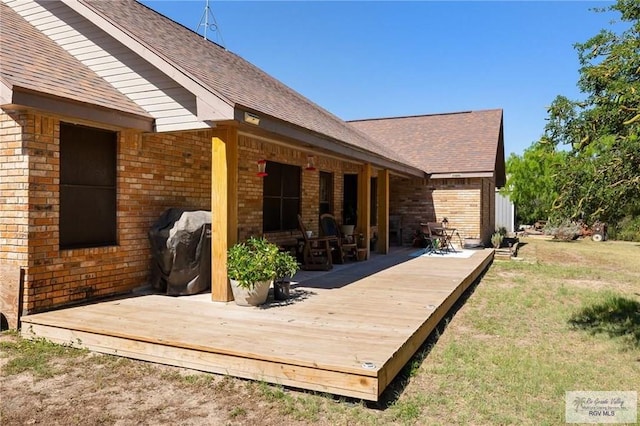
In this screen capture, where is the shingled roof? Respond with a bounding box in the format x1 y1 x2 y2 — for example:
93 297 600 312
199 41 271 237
74 0 418 172
0 3 150 120
2 1 505 182
349 109 506 186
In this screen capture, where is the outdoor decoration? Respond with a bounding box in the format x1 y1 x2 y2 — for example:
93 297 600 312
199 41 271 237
274 250 299 300
305 154 316 171
256 159 268 177
491 232 504 248
227 237 297 306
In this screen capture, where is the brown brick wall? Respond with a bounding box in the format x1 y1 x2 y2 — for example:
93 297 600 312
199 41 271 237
236 133 359 246
480 177 496 243
389 176 435 244
0 111 29 328
1 110 212 320
1 108 496 326
389 176 493 245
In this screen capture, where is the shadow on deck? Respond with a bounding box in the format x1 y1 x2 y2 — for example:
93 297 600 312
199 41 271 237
20 247 494 402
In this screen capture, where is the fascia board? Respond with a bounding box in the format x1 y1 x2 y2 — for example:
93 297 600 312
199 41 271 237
62 0 234 122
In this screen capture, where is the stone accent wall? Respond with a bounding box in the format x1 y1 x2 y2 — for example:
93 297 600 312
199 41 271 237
0 110 212 323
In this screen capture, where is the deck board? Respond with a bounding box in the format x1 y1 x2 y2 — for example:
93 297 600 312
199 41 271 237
20 248 493 401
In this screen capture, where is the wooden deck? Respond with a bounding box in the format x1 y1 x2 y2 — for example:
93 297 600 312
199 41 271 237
20 248 493 401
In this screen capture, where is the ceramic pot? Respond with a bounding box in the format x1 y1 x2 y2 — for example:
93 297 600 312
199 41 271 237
229 279 271 306
341 225 355 238
274 281 290 300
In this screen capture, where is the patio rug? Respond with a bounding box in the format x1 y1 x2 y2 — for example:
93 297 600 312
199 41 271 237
409 249 477 259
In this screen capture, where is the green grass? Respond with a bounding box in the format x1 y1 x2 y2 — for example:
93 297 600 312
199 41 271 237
0 332 86 378
2 238 639 425
569 295 640 348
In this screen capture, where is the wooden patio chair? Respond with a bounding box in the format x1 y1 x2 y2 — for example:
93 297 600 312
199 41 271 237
297 214 334 270
319 213 358 263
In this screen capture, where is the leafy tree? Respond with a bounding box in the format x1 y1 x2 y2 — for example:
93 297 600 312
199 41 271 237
503 142 566 225
543 0 640 225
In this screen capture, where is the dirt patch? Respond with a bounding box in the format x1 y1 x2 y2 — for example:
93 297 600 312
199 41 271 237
2 238 639 425
0 337 319 426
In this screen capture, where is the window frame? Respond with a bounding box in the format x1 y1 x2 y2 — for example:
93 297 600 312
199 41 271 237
319 171 333 216
263 161 301 232
59 122 118 250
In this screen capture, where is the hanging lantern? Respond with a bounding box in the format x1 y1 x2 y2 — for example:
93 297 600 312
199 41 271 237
257 159 268 177
305 155 316 171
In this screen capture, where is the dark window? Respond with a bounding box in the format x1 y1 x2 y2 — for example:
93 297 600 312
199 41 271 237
59 123 117 249
343 174 358 226
319 171 333 216
263 161 300 232
370 177 378 226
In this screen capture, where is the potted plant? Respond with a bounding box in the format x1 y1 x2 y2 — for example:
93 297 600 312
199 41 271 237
273 249 299 300
227 237 280 306
491 232 503 249
342 204 357 237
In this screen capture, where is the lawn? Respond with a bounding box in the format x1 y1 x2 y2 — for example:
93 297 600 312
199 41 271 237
1 237 639 425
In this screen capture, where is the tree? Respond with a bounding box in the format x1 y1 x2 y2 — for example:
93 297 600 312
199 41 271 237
503 142 566 225
543 0 640 225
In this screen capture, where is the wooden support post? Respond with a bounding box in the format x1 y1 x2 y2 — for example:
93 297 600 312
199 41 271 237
357 164 371 258
211 127 237 302
377 169 390 254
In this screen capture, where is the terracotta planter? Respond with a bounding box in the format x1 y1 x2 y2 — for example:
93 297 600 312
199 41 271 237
357 248 367 261
229 279 272 306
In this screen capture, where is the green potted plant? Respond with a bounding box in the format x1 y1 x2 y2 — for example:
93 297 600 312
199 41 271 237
273 250 299 300
491 232 503 249
227 237 280 306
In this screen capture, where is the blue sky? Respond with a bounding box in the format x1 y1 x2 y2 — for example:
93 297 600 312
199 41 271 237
140 1 615 157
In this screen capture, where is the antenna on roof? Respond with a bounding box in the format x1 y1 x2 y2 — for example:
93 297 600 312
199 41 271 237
197 0 225 47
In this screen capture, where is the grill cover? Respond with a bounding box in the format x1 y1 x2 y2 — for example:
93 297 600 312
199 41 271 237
148 209 211 295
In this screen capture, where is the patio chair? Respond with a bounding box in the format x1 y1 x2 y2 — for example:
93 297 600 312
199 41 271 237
426 222 454 253
297 214 334 270
319 213 358 263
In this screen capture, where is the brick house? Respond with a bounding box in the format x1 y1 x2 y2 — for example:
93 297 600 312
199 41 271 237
350 110 506 245
0 0 505 330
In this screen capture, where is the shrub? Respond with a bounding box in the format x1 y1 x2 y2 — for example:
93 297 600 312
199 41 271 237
227 237 279 289
609 215 640 242
227 237 299 289
491 232 503 248
545 219 582 241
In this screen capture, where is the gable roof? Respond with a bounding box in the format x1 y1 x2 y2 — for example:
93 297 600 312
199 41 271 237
76 0 418 172
0 2 152 129
349 109 506 186
1 0 422 176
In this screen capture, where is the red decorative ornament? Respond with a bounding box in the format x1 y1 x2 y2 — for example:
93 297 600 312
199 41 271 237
305 155 316 171
257 159 268 177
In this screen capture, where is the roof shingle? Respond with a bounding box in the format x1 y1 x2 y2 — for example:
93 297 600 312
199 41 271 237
349 109 504 176
78 0 410 166
0 3 150 118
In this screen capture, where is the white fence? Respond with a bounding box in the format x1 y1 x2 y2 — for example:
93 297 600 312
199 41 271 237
495 190 514 233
